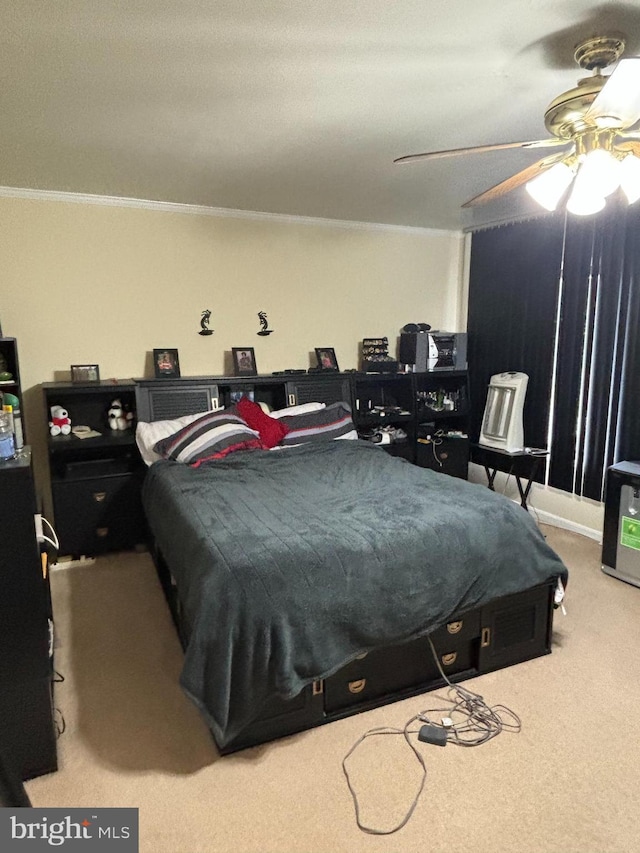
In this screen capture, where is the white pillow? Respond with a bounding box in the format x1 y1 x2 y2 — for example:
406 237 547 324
270 402 326 419
136 411 216 466
335 430 359 440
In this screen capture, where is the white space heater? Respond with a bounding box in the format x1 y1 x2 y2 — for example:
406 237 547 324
479 372 529 454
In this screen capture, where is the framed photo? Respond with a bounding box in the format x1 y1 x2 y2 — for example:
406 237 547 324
315 347 339 371
153 348 181 379
71 364 100 383
232 347 258 377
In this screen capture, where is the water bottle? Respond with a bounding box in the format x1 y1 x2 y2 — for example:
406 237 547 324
0 410 16 461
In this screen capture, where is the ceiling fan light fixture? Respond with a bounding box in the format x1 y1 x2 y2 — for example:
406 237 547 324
525 161 575 211
574 148 621 198
565 187 606 216
619 154 640 204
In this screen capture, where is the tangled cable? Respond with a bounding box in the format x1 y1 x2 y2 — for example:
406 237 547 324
342 635 521 835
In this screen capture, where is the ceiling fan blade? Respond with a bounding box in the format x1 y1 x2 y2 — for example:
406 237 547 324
461 151 572 207
617 139 640 157
393 138 565 165
583 57 640 129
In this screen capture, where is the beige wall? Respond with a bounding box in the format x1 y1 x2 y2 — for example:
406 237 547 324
1 191 603 537
0 192 465 496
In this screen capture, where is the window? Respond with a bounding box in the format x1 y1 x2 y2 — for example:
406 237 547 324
468 199 640 502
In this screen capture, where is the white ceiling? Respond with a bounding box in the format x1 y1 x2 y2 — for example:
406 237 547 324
2 1 640 231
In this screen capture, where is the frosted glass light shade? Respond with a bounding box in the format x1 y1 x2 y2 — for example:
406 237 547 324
574 149 621 198
566 188 606 215
619 154 640 204
525 162 575 211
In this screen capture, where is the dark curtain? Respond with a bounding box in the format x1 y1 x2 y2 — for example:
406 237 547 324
550 198 640 500
468 200 640 503
467 215 564 452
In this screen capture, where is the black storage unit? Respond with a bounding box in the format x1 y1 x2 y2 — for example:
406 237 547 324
352 373 415 462
0 452 57 780
414 369 470 478
42 380 146 558
602 461 640 588
44 370 474 557
215 580 555 754
416 435 470 479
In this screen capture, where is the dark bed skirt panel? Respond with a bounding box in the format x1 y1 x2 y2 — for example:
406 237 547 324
152 543 555 754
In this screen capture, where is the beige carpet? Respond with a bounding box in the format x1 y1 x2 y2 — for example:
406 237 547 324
25 525 640 853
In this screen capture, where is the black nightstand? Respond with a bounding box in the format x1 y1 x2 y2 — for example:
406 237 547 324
42 381 146 558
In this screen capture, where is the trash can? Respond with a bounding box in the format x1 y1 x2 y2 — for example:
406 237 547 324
602 461 640 588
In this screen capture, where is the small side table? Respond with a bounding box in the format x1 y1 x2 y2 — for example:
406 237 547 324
470 444 549 511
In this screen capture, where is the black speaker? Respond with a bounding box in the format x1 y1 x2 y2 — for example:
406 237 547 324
399 333 431 370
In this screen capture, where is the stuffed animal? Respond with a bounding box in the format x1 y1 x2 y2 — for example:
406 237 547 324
107 399 132 431
49 405 71 437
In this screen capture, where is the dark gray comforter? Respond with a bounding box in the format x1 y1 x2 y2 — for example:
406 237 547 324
142 440 568 747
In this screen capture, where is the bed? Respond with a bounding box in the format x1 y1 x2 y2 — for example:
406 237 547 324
135 379 568 754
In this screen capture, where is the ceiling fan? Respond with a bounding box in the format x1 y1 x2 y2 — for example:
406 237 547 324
395 36 640 215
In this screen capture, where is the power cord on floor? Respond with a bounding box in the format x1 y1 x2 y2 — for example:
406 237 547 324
53 669 66 737
54 708 66 738
342 636 521 835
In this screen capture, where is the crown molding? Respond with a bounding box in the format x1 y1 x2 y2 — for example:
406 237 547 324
0 185 460 238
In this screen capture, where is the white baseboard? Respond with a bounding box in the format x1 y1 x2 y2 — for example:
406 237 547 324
528 506 602 543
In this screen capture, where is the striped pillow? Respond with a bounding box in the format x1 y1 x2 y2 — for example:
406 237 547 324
278 402 356 446
153 410 263 466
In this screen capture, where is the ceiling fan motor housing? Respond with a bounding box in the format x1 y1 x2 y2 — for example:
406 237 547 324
544 36 627 139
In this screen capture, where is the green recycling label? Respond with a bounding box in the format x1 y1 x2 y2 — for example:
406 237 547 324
621 516 640 551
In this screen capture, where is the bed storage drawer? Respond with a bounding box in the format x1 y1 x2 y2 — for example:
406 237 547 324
477 581 553 672
52 472 145 557
219 685 323 754
324 611 481 714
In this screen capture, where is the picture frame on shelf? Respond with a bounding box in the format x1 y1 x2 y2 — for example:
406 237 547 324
230 389 255 404
315 347 339 371
232 347 257 377
153 348 181 379
70 364 100 383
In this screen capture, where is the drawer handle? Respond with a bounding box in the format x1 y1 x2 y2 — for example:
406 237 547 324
312 680 324 696
481 627 491 648
348 678 366 694
441 652 457 667
447 620 463 634
96 527 109 538
93 491 107 502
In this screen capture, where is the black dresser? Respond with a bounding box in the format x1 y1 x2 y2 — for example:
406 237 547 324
0 451 57 780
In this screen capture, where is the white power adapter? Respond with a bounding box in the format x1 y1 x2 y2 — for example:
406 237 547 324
34 513 44 542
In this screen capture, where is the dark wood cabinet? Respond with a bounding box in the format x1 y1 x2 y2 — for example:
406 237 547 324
0 452 57 780
352 370 470 476
352 373 415 462
414 369 470 478
42 381 146 559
